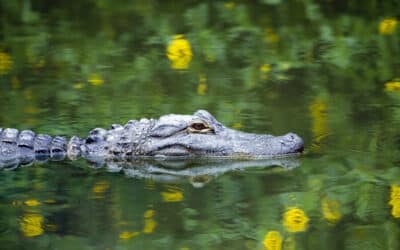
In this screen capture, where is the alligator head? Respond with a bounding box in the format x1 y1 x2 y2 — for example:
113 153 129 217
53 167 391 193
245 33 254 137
140 110 304 158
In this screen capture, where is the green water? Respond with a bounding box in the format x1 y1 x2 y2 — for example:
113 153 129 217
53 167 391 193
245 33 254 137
1 1 400 249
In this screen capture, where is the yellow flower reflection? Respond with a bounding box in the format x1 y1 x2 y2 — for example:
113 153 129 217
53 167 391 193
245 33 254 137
283 236 296 250
309 97 328 144
161 190 184 202
260 63 271 80
379 18 398 35
24 199 41 207
232 122 243 129
197 74 207 95
119 231 140 240
264 28 279 44
92 180 109 199
166 35 193 70
45 224 57 232
282 207 309 233
263 230 282 250
143 209 157 234
24 106 40 114
20 213 44 237
224 2 236 9
88 73 104 86
389 185 400 218
322 198 342 223
12 76 21 89
385 79 400 92
0 51 13 75
73 82 85 89
260 64 271 73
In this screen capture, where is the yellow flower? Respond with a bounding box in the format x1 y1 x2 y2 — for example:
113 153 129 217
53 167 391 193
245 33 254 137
263 231 283 250
20 213 44 237
385 79 400 92
379 18 398 35
119 231 140 239
0 51 13 75
88 73 104 86
392 205 400 218
161 190 184 202
282 207 309 233
24 199 41 207
321 198 342 223
390 185 400 201
389 185 400 218
309 97 328 144
166 35 193 70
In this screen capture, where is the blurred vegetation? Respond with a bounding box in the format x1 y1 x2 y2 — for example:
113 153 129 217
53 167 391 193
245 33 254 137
0 0 399 128
1 0 400 249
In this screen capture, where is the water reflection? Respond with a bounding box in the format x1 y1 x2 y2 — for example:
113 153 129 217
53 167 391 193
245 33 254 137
19 213 44 237
1 157 301 187
282 207 309 233
321 198 342 223
389 185 400 218
263 231 283 250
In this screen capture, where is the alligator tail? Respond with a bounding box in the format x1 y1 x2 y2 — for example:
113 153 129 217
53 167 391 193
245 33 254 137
0 128 80 169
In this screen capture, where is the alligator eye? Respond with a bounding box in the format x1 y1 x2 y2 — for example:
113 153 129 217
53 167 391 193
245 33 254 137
191 123 207 130
188 121 213 133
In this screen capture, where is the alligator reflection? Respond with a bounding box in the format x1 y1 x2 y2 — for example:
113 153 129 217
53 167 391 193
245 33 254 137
110 158 301 187
0 155 301 187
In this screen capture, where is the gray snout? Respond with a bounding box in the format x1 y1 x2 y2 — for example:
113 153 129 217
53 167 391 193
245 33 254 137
281 133 304 153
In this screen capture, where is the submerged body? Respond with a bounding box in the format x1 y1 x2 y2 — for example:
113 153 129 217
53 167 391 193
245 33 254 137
0 110 304 167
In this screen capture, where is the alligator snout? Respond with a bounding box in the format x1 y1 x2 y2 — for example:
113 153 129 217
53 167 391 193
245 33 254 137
281 132 304 153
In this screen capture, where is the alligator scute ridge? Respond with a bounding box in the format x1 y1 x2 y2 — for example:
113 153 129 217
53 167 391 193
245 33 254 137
0 109 304 169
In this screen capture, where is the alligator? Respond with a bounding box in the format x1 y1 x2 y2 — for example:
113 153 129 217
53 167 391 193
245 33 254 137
0 110 304 169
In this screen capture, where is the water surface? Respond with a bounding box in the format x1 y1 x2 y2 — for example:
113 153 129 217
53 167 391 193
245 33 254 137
1 1 400 249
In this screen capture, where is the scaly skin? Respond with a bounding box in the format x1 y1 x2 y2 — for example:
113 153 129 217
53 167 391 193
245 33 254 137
0 110 304 168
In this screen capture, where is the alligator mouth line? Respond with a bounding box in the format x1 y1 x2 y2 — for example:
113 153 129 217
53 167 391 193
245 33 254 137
149 146 303 160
